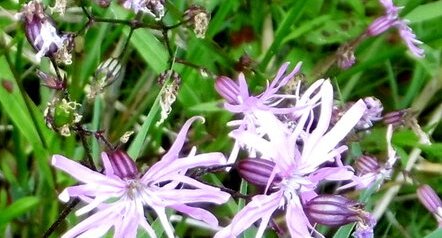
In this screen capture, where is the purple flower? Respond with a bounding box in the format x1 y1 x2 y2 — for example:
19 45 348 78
356 97 383 130
52 117 230 238
215 62 312 165
215 80 367 238
366 0 424 57
340 125 397 190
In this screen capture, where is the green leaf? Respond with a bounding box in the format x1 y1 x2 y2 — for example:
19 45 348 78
333 224 355 238
424 228 442 238
0 196 40 224
405 1 442 23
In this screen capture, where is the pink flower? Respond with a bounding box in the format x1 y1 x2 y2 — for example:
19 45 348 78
215 80 368 238
366 0 424 57
52 117 230 238
215 62 309 165
339 124 397 190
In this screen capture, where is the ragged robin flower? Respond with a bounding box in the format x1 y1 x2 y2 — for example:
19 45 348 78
215 80 368 238
52 117 230 238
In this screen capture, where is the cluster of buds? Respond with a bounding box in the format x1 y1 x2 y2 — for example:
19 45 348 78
183 5 210 38
21 0 74 64
44 98 82 136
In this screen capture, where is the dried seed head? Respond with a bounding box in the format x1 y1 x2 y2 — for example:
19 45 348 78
21 0 73 64
157 71 181 125
336 44 356 69
184 5 210 38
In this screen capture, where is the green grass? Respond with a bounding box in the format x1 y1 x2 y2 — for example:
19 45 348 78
0 0 442 237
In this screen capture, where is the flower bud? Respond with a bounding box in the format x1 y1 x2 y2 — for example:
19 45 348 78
237 158 282 188
106 150 138 179
305 195 376 237
417 184 442 227
355 155 381 175
304 195 362 226
215 76 240 105
36 69 65 90
383 109 408 126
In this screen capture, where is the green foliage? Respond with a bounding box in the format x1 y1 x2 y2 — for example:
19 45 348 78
0 0 442 237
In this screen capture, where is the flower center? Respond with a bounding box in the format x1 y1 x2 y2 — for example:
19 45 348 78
280 174 311 201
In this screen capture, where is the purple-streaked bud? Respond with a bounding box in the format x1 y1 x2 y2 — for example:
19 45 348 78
215 76 240 104
106 150 139 179
304 195 362 226
237 158 281 187
417 185 442 214
366 16 396 36
355 155 381 175
383 109 408 126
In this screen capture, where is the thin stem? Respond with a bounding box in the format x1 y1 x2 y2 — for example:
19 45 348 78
42 198 80 238
75 125 97 171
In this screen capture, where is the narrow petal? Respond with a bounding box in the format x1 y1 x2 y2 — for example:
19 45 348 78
171 204 219 226
142 152 226 182
162 116 204 161
156 188 230 205
214 193 281 238
52 155 122 186
286 199 313 238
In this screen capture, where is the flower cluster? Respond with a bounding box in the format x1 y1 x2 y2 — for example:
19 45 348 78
214 63 383 237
